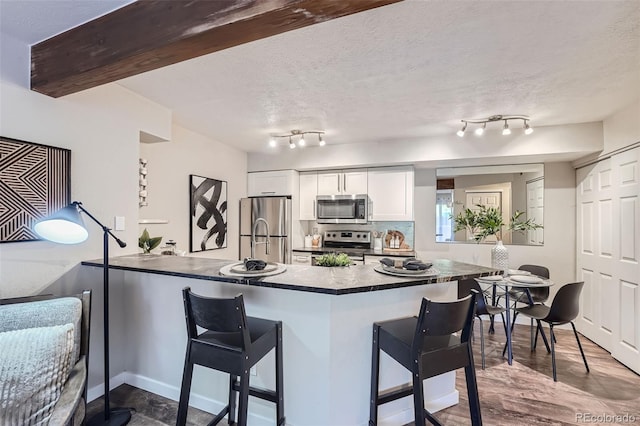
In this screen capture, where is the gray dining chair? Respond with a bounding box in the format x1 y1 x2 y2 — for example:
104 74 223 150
514 282 589 381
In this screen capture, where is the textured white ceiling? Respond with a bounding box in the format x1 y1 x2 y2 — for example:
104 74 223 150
1 0 639 154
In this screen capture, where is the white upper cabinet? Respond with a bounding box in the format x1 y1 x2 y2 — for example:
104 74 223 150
299 172 318 220
247 170 296 196
367 166 414 221
317 169 368 195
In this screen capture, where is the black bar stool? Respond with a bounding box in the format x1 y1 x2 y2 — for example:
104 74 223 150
176 287 285 426
369 291 482 426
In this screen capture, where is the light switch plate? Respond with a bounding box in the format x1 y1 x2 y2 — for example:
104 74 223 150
114 216 125 231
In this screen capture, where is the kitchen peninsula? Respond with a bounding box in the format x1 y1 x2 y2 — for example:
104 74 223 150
82 255 498 426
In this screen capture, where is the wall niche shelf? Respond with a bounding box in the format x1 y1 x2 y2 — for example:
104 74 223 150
138 219 169 224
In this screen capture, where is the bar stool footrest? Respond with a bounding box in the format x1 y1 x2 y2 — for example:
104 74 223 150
231 381 278 403
207 405 230 426
377 383 414 405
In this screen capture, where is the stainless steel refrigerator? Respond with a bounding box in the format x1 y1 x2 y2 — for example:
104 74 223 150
240 196 292 264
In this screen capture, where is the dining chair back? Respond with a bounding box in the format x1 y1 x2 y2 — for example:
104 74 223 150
515 264 550 304
546 281 583 325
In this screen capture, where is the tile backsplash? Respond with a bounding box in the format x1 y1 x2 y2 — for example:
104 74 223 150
302 221 415 249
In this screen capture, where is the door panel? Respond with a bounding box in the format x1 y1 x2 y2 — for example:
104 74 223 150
611 148 640 373
577 147 640 373
576 159 613 349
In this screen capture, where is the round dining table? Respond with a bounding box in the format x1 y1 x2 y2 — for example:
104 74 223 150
475 274 554 365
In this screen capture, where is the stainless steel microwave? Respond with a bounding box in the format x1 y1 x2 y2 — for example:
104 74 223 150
316 194 368 224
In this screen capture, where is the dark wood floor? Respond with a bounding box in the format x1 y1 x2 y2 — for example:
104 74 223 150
87 321 640 425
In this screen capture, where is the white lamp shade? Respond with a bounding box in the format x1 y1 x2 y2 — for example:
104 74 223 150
34 204 89 244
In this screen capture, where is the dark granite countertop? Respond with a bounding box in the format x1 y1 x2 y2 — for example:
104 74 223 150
292 247 416 257
81 254 499 295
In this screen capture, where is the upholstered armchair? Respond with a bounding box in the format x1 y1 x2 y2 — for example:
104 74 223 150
0 291 91 426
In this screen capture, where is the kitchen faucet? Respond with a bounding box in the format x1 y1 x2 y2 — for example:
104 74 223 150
251 217 270 259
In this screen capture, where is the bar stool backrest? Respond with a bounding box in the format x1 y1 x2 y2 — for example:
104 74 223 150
413 292 476 351
182 287 251 350
546 282 584 325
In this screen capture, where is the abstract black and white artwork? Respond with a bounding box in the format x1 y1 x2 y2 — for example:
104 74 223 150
0 136 71 243
190 174 227 252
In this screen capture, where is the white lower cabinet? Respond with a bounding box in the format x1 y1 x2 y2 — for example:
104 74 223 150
367 166 414 221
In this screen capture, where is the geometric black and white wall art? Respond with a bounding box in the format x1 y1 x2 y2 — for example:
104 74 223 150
189 174 227 252
0 137 71 243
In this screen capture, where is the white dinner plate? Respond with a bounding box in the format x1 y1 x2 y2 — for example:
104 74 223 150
508 269 532 276
477 275 503 281
509 275 543 284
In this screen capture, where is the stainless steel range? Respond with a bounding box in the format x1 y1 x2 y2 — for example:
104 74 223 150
317 230 371 265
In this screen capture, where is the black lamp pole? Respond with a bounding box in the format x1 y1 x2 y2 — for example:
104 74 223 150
74 203 132 426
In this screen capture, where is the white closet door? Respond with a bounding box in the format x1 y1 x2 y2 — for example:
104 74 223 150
576 158 615 349
610 148 640 373
576 147 640 374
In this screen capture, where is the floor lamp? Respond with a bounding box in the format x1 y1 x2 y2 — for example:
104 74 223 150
34 201 132 426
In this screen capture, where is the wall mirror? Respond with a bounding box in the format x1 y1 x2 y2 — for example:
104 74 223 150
435 164 544 245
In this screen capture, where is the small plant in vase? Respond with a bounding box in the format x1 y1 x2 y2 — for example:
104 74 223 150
452 205 542 270
314 252 352 267
138 228 162 254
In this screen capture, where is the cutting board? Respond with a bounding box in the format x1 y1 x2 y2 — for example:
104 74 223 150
382 247 414 253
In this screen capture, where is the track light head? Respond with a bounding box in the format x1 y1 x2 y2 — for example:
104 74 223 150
474 122 486 136
502 120 511 136
319 134 326 146
269 137 277 147
289 136 296 149
298 134 305 146
524 120 533 135
456 122 467 137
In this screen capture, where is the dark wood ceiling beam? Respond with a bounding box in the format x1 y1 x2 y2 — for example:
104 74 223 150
30 0 402 98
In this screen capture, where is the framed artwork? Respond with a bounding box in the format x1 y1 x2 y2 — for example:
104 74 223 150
0 136 71 243
190 174 227 252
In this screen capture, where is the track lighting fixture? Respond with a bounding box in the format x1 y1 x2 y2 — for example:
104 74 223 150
457 115 532 137
269 129 326 148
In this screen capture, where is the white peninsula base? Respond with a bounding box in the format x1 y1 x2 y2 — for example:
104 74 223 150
118 271 460 426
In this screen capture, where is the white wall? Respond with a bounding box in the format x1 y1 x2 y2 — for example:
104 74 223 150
603 99 640 154
0 83 172 298
139 125 247 260
414 162 576 295
0 33 174 398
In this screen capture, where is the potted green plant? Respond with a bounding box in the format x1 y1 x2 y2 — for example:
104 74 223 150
452 205 542 269
314 252 352 267
138 228 162 254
